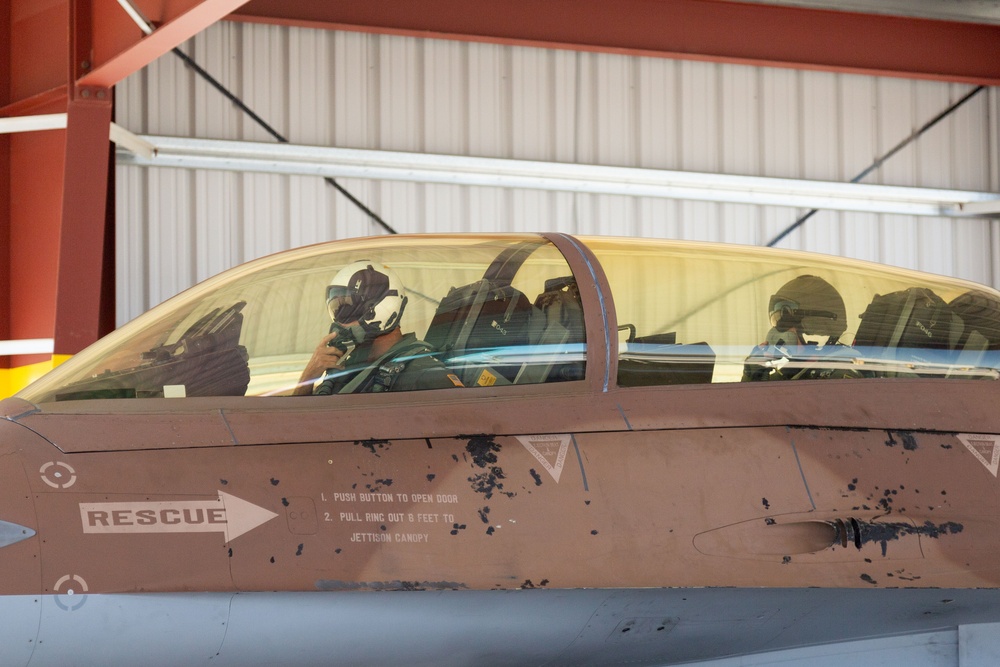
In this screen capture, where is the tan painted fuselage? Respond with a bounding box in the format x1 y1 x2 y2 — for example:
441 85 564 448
2 375 1000 665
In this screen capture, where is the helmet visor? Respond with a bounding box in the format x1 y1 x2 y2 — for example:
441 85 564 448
769 298 799 330
326 285 364 323
768 296 838 332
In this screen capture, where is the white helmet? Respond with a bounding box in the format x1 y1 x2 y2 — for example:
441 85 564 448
325 261 407 340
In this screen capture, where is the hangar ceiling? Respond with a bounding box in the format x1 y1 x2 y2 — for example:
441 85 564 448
1 0 999 390
228 0 1000 84
735 0 1000 25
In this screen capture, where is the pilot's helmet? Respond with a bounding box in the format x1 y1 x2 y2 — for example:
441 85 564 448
325 261 408 339
768 275 847 339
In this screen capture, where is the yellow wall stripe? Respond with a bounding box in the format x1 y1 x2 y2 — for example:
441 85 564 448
0 356 71 399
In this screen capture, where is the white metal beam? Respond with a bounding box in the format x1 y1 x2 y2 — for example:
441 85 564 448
108 124 156 159
0 114 67 134
116 135 1000 218
0 339 55 356
0 114 155 160
956 199 1000 216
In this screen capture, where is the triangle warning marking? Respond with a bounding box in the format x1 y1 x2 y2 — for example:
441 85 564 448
956 433 1000 478
516 435 571 483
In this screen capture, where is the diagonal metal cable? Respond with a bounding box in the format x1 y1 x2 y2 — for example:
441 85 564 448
168 47 397 235
766 84 986 247
113 0 396 234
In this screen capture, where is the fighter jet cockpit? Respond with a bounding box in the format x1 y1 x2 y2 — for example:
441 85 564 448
20 235 589 402
16 234 1000 404
592 238 1000 385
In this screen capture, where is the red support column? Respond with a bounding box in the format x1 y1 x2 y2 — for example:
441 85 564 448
1 0 250 395
53 95 113 355
51 0 114 356
2 0 70 395
1 1 10 380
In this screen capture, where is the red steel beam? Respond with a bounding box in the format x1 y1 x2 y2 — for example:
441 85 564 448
53 97 114 355
3 0 71 376
8 0 69 102
53 0 250 354
54 0 252 354
78 0 252 88
8 120 65 369
1 0 10 371
0 85 69 118
1 0 251 383
51 0 114 356
231 0 1000 85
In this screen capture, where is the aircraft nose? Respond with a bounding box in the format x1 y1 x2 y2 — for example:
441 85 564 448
0 401 44 551
0 519 35 549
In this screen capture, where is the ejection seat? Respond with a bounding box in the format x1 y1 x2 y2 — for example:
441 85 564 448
946 290 1000 378
853 287 964 377
423 242 586 387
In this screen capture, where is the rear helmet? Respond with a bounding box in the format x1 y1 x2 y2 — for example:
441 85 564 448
325 261 408 340
768 275 847 340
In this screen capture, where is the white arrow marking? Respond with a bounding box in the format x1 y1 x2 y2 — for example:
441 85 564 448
79 491 278 543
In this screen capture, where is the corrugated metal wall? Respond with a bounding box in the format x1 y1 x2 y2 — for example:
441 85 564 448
115 21 1000 326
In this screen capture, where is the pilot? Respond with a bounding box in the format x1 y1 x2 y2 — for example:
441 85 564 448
742 275 856 381
294 261 463 395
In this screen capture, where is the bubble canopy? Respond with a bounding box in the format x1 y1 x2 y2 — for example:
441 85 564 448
18 234 1000 404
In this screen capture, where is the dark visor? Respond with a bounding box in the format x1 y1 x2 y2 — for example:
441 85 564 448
326 285 362 323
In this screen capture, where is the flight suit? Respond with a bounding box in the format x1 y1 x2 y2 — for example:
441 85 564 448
316 333 462 394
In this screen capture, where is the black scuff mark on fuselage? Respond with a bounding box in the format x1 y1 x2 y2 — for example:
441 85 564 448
270 478 280 486
356 439 391 457
796 425 870 434
885 431 919 451
316 580 468 592
859 520 963 557
530 469 543 486
366 478 393 493
464 434 500 467
469 467 514 499
460 434 515 500
876 489 896 513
